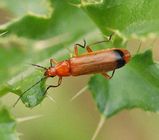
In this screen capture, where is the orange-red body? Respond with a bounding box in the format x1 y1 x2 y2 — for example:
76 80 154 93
13 40 132 107
44 48 131 77
13 47 131 107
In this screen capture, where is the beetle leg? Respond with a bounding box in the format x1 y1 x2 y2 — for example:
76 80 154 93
74 44 79 56
74 39 93 56
85 33 114 53
86 46 93 52
74 39 87 56
88 33 114 47
44 77 62 95
101 69 116 79
50 59 58 67
74 33 114 56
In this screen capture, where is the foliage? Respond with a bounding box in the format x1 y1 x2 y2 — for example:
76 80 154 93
0 0 95 107
89 51 159 117
0 107 18 140
0 0 159 139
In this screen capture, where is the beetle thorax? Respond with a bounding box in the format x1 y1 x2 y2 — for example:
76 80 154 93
55 61 71 76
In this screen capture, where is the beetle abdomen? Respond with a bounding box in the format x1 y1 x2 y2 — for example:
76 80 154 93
70 48 130 76
113 49 126 68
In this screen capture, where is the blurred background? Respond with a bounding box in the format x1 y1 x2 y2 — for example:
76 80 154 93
3 75 159 140
1 1 159 140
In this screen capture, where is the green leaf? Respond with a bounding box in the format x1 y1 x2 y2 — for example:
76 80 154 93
0 0 95 39
0 0 51 17
0 107 18 140
79 0 159 38
0 0 97 107
11 71 46 108
0 37 28 85
89 50 159 118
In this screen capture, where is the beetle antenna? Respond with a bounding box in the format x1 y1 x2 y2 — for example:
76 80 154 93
13 77 46 107
30 63 47 70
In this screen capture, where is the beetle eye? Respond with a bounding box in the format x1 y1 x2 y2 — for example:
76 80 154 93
44 71 48 76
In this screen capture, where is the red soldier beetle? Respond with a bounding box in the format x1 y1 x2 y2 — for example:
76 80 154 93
13 34 131 107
